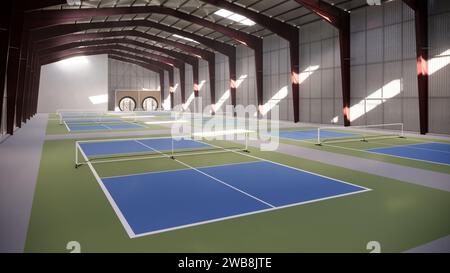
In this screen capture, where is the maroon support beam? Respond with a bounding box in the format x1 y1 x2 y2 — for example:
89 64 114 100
201 0 300 120
5 0 25 134
42 42 187 105
25 0 66 11
37 37 199 104
38 47 175 109
0 0 12 130
40 52 166 110
294 0 351 126
110 54 167 110
28 8 253 112
29 20 224 109
39 41 182 67
39 47 175 76
403 0 429 134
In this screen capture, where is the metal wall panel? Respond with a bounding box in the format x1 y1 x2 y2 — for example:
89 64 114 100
384 0 403 25
351 31 366 65
366 28 383 63
384 24 402 61
429 98 450 134
351 8 366 32
366 63 383 96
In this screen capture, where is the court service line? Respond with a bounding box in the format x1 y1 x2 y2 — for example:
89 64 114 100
321 142 450 167
367 141 450 154
133 140 276 209
132 189 368 238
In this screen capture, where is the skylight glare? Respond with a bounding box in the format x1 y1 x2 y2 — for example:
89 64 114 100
214 9 256 26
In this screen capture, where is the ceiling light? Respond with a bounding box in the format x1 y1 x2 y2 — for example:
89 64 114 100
172 34 199 44
214 9 256 26
66 0 82 6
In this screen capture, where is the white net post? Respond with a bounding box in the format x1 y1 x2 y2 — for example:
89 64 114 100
244 131 249 152
316 128 321 145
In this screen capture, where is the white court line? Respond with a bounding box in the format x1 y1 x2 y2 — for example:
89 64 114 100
271 132 450 167
63 121 71 132
100 160 260 180
133 140 276 209
133 189 369 238
144 120 189 125
77 143 136 238
368 141 450 154
78 136 371 239
101 124 112 130
320 141 450 167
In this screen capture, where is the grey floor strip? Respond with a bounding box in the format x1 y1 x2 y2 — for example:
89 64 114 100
0 114 48 253
243 139 450 192
404 235 450 253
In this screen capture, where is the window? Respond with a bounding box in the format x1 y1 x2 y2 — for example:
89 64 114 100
142 97 159 111
118 97 136 111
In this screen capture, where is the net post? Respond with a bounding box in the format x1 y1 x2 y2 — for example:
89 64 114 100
315 128 322 146
400 123 405 138
170 137 175 159
244 131 249 152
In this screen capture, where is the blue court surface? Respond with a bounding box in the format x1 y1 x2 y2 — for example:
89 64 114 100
269 129 358 140
95 160 369 237
68 123 145 131
80 138 210 157
65 119 123 125
367 142 450 165
61 114 106 119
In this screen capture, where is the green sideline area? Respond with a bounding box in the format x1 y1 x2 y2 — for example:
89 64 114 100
25 135 450 252
271 127 450 175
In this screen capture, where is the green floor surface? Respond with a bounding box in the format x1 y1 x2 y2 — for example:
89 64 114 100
25 137 450 252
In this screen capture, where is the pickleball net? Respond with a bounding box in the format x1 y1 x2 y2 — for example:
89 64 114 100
75 129 252 168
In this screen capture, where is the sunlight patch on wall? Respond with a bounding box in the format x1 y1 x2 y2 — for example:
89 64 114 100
214 90 231 112
429 49 450 75
236 74 248 88
341 79 402 122
183 92 196 110
260 86 288 116
58 56 88 68
299 65 320 84
88 94 108 105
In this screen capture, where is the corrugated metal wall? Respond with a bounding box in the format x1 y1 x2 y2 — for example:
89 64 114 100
429 0 450 134
108 58 160 111
106 0 450 134
299 20 342 124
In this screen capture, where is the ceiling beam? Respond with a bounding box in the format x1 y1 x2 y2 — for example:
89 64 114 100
27 7 261 47
35 30 213 60
38 48 175 105
0 0 13 130
201 0 300 120
27 8 255 112
294 0 351 126
24 0 66 11
40 51 167 111
28 20 224 108
402 0 428 134
6 0 25 134
109 55 168 110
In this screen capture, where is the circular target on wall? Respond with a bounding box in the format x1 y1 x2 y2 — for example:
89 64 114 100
118 96 136 111
142 96 159 111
